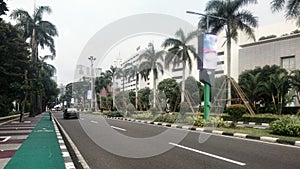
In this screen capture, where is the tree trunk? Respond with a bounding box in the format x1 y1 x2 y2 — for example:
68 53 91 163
153 73 157 108
226 27 232 106
20 70 29 122
181 62 186 103
135 74 138 109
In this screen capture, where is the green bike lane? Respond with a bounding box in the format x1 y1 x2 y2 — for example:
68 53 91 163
5 113 66 169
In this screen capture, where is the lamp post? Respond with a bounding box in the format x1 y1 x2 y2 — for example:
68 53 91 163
88 56 96 111
186 11 226 120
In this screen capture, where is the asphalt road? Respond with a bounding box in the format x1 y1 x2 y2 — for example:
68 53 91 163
54 112 300 169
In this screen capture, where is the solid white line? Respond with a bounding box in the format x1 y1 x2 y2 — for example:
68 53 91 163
91 121 98 124
169 142 246 166
111 126 127 131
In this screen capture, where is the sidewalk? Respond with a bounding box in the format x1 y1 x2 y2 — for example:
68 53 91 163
1 113 68 169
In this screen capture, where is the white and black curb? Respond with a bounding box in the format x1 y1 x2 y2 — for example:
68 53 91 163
52 118 75 169
53 116 91 169
107 117 300 147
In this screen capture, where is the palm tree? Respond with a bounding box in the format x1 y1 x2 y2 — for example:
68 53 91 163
271 0 300 26
239 72 263 110
139 43 164 108
125 62 140 109
10 6 58 116
95 71 112 110
105 66 117 107
162 28 199 104
290 70 300 105
198 0 258 105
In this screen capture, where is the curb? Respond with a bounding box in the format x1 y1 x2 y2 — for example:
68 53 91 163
53 116 90 169
107 117 300 147
51 118 75 169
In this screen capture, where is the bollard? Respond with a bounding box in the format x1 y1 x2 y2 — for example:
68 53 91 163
48 111 52 121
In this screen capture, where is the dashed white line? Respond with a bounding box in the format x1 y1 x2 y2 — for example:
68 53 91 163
111 126 127 131
169 142 246 166
91 121 98 124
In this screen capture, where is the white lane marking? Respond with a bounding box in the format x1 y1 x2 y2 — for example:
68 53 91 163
91 121 98 124
111 126 127 132
169 142 246 166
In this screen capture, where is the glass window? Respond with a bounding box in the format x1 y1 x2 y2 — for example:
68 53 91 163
281 56 295 70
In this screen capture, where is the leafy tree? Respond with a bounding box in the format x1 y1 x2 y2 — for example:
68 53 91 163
107 66 117 107
0 21 30 117
95 70 113 110
238 72 264 111
290 70 300 104
157 78 180 112
271 0 300 26
162 28 199 104
180 76 204 106
125 62 140 108
10 6 58 116
138 87 151 111
139 42 164 108
0 0 8 18
198 0 258 105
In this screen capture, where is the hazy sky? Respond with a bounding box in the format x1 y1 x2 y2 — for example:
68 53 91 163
4 0 286 85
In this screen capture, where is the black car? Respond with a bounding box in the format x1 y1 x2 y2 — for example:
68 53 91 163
63 108 80 119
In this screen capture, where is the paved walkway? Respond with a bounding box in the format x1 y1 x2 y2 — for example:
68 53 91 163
0 113 72 169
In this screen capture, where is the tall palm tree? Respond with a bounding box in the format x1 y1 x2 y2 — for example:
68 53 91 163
125 62 140 109
95 71 113 109
10 6 58 116
271 0 300 26
106 66 117 107
162 28 199 104
198 0 258 105
139 43 164 108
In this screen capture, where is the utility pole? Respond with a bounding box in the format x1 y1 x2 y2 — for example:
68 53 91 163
88 56 96 111
186 11 226 120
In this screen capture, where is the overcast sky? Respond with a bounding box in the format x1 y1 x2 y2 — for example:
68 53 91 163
4 0 286 85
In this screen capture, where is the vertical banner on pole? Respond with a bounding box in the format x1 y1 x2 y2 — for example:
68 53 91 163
198 33 218 120
198 33 218 85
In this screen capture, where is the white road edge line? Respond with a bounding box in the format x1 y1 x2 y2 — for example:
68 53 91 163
111 126 127 131
169 142 246 166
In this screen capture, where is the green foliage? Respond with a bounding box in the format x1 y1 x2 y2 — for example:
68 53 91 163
258 35 277 41
131 112 153 120
103 111 123 117
290 29 300 34
0 21 30 116
220 113 280 123
194 115 206 127
154 113 179 123
180 102 191 113
157 78 180 112
226 104 247 126
138 87 151 111
270 115 300 137
126 103 135 115
206 116 228 128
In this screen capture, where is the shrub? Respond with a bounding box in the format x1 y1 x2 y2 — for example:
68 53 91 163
270 115 300 137
154 113 179 123
103 111 123 117
179 102 192 117
131 112 153 120
205 116 228 128
194 115 206 127
126 103 135 116
226 104 247 127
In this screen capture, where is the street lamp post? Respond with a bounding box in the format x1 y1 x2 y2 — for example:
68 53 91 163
88 56 96 112
186 11 226 120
